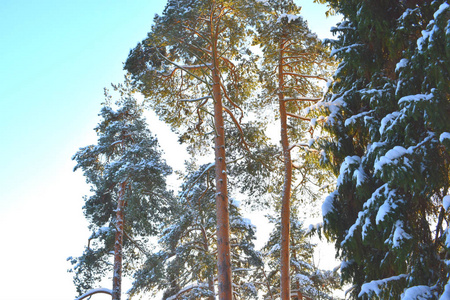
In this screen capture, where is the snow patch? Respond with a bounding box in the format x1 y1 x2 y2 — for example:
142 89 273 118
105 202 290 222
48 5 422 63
277 13 300 24
440 132 450 143
395 58 408 72
443 195 450 211
358 274 407 298
401 285 433 299
322 191 337 217
392 221 411 248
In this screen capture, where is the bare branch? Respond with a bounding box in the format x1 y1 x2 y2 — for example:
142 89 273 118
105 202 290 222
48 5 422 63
222 105 251 152
179 96 213 102
286 111 310 121
283 97 322 102
283 72 328 81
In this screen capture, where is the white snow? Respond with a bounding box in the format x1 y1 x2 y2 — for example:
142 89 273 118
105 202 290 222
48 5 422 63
376 197 398 225
277 13 300 24
398 93 433 105
353 166 366 187
440 132 450 143
337 156 361 186
358 274 407 298
392 221 411 248
401 285 433 299
379 111 401 135
322 190 337 217
434 2 450 19
374 146 409 174
341 211 363 246
395 58 408 72
443 195 450 211
344 110 373 127
74 288 113 300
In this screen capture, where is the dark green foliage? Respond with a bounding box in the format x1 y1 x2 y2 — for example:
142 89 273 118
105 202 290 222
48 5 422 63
310 0 450 298
69 80 172 295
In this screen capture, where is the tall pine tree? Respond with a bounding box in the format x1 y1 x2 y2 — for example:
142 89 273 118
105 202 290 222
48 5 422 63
309 0 450 298
130 163 262 300
254 1 334 298
69 80 172 300
124 1 263 298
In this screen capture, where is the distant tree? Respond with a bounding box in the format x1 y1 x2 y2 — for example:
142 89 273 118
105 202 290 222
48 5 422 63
69 80 172 300
130 162 262 300
309 0 450 298
255 209 340 300
253 1 334 298
124 1 264 298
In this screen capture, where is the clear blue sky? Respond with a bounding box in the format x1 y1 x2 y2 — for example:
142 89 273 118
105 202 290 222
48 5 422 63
0 1 340 299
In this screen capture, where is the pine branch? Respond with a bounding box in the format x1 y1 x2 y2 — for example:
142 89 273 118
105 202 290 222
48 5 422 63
74 288 112 300
179 96 213 102
286 111 311 121
283 72 328 81
154 47 211 85
283 97 322 102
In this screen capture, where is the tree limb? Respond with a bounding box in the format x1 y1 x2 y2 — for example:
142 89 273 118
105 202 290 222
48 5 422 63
74 288 112 300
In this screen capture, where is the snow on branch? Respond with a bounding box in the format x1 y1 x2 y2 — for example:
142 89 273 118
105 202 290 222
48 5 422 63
153 47 211 85
74 288 112 300
358 274 407 298
165 283 210 300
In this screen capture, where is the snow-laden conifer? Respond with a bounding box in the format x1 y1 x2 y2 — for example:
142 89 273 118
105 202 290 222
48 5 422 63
255 210 340 299
125 2 269 298
309 0 450 298
130 163 262 300
69 79 172 300
253 1 335 298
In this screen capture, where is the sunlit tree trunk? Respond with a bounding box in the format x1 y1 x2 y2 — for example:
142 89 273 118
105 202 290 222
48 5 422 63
279 40 292 300
211 14 232 299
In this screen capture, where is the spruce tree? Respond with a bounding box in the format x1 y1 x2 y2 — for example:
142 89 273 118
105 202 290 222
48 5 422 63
309 0 450 298
253 1 334 298
124 1 263 298
130 163 262 300
69 80 172 300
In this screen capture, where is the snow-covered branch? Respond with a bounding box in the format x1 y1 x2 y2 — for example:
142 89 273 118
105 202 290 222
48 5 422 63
74 288 112 300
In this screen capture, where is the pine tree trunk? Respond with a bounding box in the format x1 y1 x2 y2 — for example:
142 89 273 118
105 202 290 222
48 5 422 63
112 181 126 300
279 41 291 300
211 21 232 300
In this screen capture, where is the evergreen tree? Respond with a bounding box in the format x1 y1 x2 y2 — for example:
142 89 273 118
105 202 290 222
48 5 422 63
130 163 262 300
69 80 172 300
309 0 450 298
253 1 334 298
256 210 340 300
124 1 264 298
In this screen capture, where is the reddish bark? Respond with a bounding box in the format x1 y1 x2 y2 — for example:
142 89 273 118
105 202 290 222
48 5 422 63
212 28 232 300
279 40 292 300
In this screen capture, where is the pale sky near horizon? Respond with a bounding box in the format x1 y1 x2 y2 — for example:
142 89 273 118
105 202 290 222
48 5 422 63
0 1 341 299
